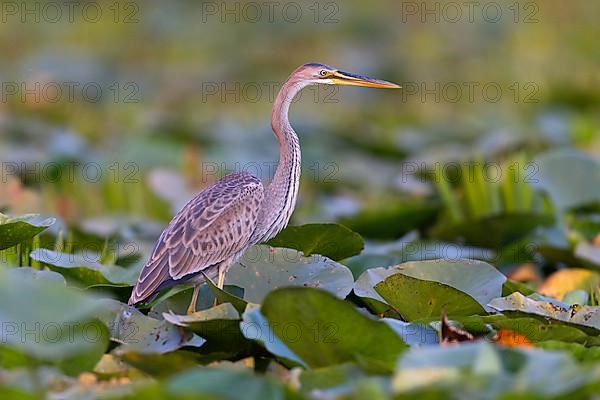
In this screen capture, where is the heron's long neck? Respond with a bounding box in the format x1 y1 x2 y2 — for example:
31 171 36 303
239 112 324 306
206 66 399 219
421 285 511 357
254 79 306 242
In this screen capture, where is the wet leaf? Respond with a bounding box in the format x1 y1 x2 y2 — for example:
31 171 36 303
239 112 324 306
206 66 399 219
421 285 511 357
361 259 505 320
261 287 408 373
240 307 306 367
163 303 250 357
532 149 600 211
0 214 54 250
394 342 600 398
225 245 354 303
376 274 486 321
488 292 600 330
30 249 139 288
0 269 108 375
267 223 364 261
166 367 285 400
97 299 205 354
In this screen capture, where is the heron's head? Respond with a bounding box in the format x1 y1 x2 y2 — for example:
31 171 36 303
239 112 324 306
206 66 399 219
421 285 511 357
293 63 401 89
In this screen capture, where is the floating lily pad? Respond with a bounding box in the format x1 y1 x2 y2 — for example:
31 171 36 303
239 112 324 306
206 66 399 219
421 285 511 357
488 292 600 330
6 266 66 284
574 241 600 268
358 259 505 320
163 303 250 357
376 274 486 321
0 269 108 375
394 341 599 398
96 299 205 355
205 274 249 313
346 231 494 279
0 214 54 250
383 319 439 346
166 367 285 400
489 317 600 345
532 149 600 211
266 223 364 261
261 287 408 373
240 306 306 367
30 249 139 288
225 245 354 303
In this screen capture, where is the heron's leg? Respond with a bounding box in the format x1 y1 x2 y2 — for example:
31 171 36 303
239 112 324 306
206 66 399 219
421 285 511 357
187 285 200 315
213 263 227 306
217 268 225 290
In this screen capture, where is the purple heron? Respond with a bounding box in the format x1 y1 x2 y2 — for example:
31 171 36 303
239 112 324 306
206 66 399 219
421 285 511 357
128 63 400 313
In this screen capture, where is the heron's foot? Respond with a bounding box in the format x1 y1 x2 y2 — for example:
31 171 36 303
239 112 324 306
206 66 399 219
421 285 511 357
186 303 196 315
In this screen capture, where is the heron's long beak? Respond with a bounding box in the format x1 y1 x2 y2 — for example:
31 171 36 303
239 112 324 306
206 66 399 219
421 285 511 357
331 70 401 89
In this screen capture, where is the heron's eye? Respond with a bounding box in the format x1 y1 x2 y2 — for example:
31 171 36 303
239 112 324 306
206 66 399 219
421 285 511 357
319 70 328 77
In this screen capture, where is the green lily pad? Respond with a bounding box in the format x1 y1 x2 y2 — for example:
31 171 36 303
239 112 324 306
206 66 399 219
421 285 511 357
266 223 364 261
0 214 54 250
240 306 306 367
97 299 205 354
383 319 439 346
488 292 600 330
394 342 599 398
358 259 505 320
0 268 108 375
536 341 600 363
205 273 249 313
574 241 600 268
346 231 494 279
166 367 285 400
490 317 600 345
299 363 367 393
225 245 354 303
376 274 486 321
30 249 139 288
119 351 210 379
163 303 250 357
7 266 66 284
532 149 600 211
261 287 408 373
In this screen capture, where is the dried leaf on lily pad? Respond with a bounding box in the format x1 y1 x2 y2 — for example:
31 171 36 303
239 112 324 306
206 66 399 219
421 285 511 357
488 292 600 330
493 329 532 347
440 312 475 345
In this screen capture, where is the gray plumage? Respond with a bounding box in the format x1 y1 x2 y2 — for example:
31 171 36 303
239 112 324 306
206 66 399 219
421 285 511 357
128 63 399 309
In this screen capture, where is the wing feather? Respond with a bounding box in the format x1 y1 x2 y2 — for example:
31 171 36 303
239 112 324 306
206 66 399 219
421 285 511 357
128 172 264 304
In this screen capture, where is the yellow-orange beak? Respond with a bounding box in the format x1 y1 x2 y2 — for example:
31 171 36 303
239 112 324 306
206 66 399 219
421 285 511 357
331 70 401 89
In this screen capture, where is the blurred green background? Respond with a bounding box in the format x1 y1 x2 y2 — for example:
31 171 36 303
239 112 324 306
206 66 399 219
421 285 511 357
0 0 598 238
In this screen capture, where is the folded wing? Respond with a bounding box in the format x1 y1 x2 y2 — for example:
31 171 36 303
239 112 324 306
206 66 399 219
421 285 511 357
128 172 264 304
